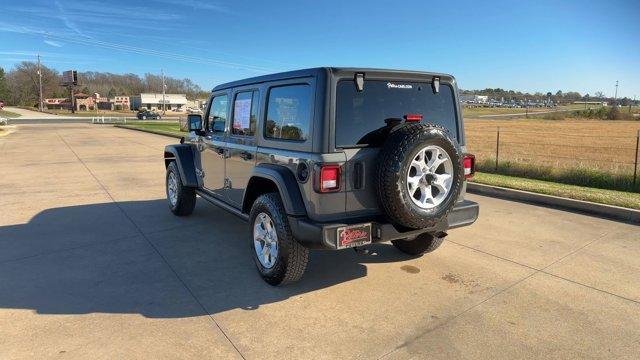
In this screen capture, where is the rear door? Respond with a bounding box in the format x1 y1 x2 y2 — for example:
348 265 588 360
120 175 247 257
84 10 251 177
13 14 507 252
335 79 460 216
225 89 260 207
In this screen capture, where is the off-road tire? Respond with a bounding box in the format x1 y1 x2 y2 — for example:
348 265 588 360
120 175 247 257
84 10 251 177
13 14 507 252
249 193 309 286
166 161 196 216
392 233 445 256
377 124 464 229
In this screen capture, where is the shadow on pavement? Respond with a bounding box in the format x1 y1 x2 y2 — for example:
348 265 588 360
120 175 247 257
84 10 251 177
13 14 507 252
0 199 412 318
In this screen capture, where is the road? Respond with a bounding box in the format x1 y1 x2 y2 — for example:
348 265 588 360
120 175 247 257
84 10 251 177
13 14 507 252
0 124 638 359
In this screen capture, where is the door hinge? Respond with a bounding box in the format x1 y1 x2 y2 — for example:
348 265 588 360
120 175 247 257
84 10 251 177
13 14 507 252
224 178 232 189
196 169 205 178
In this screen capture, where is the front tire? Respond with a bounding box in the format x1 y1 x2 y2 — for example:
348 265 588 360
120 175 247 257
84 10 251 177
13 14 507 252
391 233 444 256
166 161 196 216
249 193 309 286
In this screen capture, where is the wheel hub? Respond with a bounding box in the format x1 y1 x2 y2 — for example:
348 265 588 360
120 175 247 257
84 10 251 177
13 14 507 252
253 212 278 268
167 172 178 206
406 145 454 209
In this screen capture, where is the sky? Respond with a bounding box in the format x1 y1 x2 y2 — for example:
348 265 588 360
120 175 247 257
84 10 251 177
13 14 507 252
0 0 639 98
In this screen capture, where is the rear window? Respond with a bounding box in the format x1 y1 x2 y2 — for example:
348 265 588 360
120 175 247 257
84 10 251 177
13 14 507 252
335 80 458 147
265 84 312 141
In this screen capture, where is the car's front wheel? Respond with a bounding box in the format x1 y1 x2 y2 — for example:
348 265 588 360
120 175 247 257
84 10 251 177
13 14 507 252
142 115 147 120
166 161 196 216
249 193 309 286
391 232 445 256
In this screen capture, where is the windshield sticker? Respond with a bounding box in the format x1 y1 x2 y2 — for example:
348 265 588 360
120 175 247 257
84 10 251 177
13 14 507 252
387 82 413 89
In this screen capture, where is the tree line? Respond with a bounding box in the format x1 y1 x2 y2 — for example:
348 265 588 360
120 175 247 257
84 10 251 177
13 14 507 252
460 87 635 105
0 62 209 106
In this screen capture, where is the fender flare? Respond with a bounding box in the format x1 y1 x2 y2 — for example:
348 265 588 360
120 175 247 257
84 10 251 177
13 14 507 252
164 144 198 187
243 164 307 216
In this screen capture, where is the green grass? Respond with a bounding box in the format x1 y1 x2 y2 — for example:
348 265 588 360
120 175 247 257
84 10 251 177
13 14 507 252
471 172 640 210
0 109 21 118
476 158 639 193
116 122 185 137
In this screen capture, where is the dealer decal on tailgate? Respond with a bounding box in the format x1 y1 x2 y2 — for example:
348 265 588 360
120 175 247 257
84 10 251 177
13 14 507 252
336 224 372 249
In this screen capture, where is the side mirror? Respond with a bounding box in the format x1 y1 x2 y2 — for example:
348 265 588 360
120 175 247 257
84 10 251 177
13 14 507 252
188 114 203 132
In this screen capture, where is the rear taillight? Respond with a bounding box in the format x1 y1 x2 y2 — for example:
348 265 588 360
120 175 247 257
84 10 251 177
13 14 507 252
463 154 475 179
320 165 340 192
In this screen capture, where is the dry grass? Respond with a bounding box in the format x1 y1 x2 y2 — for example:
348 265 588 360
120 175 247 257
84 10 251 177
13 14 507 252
465 118 640 175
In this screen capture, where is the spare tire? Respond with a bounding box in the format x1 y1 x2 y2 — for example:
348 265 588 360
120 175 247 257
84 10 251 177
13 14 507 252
377 124 464 229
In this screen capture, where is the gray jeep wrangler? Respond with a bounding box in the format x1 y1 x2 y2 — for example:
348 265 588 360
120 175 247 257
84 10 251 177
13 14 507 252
164 68 479 286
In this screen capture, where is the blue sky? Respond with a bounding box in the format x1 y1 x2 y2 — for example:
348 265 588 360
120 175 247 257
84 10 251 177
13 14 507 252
1 0 638 97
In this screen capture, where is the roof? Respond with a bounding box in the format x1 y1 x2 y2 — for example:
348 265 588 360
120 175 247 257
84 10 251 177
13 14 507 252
212 67 455 92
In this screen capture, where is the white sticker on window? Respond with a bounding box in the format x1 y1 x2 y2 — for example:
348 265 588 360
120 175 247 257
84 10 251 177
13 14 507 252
387 82 413 89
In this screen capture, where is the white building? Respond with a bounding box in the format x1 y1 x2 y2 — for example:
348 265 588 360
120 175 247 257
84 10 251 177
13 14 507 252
131 93 188 111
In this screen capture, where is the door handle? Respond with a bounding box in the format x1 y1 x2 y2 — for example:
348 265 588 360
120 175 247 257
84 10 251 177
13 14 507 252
240 151 253 161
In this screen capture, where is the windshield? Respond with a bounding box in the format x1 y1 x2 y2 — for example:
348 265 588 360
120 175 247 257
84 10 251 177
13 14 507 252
335 80 459 147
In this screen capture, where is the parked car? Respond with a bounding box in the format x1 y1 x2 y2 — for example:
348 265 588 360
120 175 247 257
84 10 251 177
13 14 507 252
163 68 479 285
137 110 161 120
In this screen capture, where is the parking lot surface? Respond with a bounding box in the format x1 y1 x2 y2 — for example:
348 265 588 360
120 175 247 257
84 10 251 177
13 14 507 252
1 124 639 359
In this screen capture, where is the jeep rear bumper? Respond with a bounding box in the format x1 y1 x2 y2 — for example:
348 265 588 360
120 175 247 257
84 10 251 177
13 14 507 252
288 200 479 250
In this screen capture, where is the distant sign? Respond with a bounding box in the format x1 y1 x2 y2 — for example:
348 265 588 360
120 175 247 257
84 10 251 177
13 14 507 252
62 70 78 86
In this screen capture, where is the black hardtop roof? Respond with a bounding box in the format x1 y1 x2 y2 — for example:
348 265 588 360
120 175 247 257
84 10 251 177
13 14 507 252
211 67 454 92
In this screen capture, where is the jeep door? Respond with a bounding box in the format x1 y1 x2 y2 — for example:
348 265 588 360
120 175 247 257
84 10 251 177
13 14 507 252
200 92 229 196
225 89 259 207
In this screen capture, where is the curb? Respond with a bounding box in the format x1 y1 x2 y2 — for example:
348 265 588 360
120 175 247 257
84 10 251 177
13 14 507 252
467 182 640 224
115 125 182 139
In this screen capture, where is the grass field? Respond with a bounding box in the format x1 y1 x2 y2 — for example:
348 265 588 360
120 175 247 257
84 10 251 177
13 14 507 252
117 122 184 136
461 104 586 118
470 172 640 209
0 109 21 118
465 118 640 176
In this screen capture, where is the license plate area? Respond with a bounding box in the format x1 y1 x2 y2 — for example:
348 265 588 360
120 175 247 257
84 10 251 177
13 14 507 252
336 224 372 249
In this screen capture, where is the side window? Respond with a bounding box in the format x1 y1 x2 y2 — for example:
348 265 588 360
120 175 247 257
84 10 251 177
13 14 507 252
208 95 228 133
232 91 258 136
265 84 311 141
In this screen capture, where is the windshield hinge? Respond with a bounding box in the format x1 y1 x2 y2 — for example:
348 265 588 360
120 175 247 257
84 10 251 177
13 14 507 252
355 73 365 92
432 77 440 94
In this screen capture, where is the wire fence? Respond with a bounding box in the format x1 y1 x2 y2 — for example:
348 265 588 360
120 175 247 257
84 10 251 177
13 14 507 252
466 127 640 187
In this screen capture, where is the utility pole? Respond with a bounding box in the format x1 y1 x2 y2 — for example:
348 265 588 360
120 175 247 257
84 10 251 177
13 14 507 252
614 80 619 105
37 54 43 112
161 69 166 115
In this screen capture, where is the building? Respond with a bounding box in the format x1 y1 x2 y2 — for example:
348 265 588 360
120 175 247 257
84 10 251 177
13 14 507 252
130 93 188 111
111 96 130 110
44 98 71 110
573 101 608 106
74 93 95 111
460 95 489 103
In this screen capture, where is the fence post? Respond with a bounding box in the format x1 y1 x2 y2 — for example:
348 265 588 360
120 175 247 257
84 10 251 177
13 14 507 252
495 126 500 171
634 129 639 189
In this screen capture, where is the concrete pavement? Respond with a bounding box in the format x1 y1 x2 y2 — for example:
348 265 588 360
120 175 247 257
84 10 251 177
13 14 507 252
0 124 638 359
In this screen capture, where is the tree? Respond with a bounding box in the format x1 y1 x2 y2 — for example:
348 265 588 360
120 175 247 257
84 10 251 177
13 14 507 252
0 67 9 103
594 91 605 99
6 62 59 106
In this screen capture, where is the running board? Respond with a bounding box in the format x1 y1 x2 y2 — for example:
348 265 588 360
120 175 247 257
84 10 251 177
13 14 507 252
195 190 249 222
